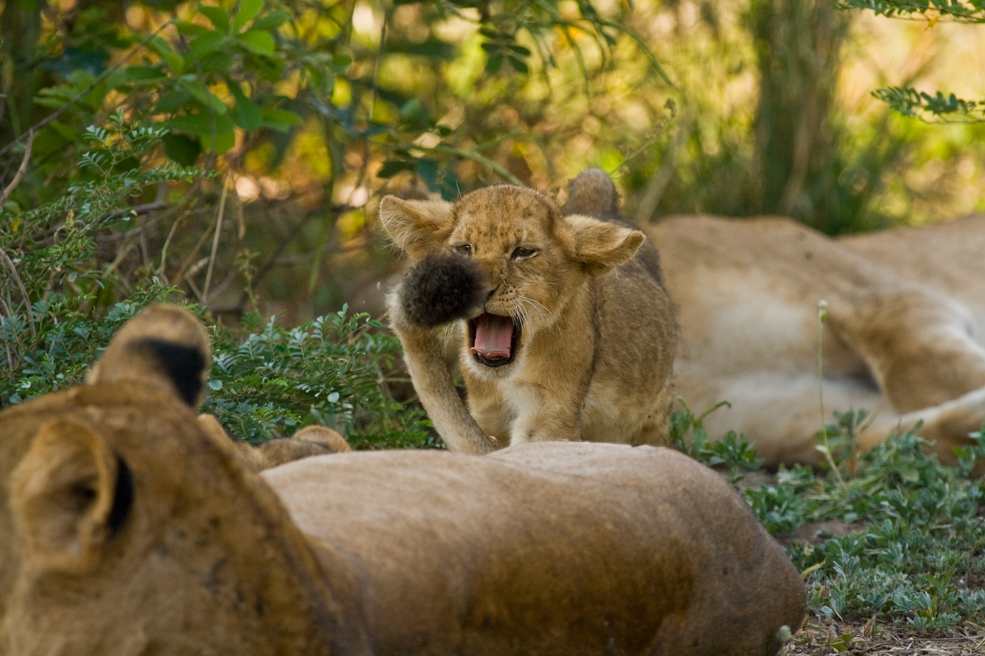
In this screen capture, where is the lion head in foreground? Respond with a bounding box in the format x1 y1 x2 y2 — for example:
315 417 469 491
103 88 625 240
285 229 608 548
0 304 804 655
0 307 367 655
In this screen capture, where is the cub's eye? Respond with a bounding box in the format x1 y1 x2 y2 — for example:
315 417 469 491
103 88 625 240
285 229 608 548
456 244 472 256
512 247 538 260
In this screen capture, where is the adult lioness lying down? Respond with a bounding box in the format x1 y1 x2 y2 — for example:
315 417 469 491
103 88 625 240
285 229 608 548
0 304 805 655
379 168 677 453
651 213 985 469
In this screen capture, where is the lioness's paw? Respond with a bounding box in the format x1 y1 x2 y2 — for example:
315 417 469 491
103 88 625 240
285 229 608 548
400 255 485 327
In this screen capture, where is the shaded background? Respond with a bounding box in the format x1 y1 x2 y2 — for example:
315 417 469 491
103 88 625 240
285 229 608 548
1 0 983 324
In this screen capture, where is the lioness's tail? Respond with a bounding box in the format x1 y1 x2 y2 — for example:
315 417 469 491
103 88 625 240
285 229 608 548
400 255 486 327
562 167 620 218
563 168 666 285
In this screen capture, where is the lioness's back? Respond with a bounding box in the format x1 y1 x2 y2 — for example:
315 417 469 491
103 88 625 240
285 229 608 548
265 442 805 656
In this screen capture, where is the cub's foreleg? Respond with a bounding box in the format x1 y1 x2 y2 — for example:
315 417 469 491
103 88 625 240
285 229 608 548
387 261 499 455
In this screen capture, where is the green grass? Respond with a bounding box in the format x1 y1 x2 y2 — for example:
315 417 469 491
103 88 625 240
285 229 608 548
673 401 985 634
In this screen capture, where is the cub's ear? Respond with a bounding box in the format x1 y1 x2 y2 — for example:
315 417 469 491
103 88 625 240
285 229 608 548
11 419 133 574
88 304 210 409
564 214 645 276
378 196 455 260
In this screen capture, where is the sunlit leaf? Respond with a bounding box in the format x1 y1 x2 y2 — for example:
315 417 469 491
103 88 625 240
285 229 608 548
124 66 167 84
168 111 235 136
236 29 275 56
174 21 209 37
201 129 236 154
147 36 184 74
233 0 264 32
259 107 302 131
251 10 290 31
189 30 227 58
233 95 263 131
198 4 230 32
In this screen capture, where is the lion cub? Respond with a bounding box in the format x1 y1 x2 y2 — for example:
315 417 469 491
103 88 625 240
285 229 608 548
380 169 677 453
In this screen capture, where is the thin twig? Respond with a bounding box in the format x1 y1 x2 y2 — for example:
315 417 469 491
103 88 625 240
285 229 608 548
203 175 229 303
426 144 522 185
0 248 35 339
817 299 846 488
0 129 33 209
0 295 16 369
156 177 207 278
172 222 216 288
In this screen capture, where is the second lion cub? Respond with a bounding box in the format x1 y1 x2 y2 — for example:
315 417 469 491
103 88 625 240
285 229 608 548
380 169 677 454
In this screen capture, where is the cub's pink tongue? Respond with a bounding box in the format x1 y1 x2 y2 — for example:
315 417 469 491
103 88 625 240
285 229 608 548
471 314 514 359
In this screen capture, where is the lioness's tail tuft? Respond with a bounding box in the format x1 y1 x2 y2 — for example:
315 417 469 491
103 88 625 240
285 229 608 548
400 255 485 327
563 167 619 218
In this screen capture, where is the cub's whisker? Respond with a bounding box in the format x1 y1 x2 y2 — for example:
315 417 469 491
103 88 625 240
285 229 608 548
522 296 551 316
519 297 548 322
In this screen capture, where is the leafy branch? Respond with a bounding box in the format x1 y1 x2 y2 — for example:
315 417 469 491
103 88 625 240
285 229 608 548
838 0 985 122
873 86 985 123
837 0 985 23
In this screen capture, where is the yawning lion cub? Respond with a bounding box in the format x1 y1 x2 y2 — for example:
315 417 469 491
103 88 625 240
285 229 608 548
379 169 677 454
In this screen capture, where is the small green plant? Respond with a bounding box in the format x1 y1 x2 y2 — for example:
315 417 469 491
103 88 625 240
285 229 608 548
838 0 985 123
670 398 763 483
761 426 985 632
814 299 873 483
0 111 426 450
0 287 178 406
203 306 433 449
953 427 985 477
1 112 201 405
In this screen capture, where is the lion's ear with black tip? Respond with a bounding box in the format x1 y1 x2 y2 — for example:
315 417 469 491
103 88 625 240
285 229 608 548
378 196 456 260
400 255 487 327
88 304 211 409
11 419 134 574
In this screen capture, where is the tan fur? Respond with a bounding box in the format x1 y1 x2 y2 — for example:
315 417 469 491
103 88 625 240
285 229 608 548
0 306 805 655
651 213 985 469
199 415 351 472
379 171 678 453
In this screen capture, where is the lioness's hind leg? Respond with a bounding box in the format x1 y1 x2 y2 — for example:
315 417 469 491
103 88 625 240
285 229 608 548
829 289 985 413
857 386 985 473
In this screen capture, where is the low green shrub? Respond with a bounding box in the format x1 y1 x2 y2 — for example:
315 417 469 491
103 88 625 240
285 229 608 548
678 401 985 633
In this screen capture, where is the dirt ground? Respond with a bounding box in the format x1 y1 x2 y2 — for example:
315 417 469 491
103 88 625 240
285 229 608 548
786 619 985 655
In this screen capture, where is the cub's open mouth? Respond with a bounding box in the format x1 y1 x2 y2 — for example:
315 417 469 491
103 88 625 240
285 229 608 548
469 313 520 368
